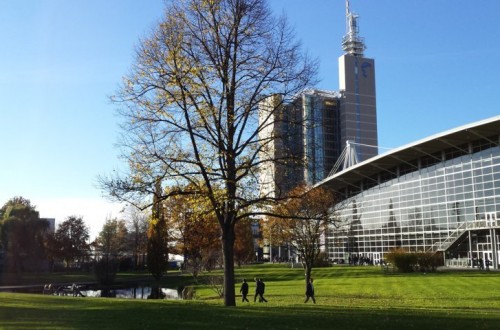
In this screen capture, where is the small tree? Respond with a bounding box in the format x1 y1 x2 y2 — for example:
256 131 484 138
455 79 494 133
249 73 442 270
147 216 169 280
96 218 128 261
124 206 149 269
95 217 128 284
51 216 90 270
164 188 222 277
266 185 339 283
0 197 49 272
147 180 169 281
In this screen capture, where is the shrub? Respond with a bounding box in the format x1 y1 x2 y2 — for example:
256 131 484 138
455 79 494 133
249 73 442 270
314 252 331 267
385 248 417 272
94 258 118 285
416 252 441 272
385 248 441 273
119 257 134 271
181 286 197 300
199 275 224 298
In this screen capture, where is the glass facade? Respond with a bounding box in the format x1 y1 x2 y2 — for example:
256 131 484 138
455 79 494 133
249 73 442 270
303 94 323 184
301 92 340 185
257 90 341 198
326 135 500 268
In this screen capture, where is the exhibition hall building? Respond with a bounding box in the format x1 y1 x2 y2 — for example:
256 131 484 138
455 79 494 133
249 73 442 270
319 116 500 269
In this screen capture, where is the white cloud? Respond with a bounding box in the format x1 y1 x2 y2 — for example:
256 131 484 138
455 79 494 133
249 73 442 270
34 197 125 241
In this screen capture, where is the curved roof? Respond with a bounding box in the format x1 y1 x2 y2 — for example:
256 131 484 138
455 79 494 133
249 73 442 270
316 115 500 192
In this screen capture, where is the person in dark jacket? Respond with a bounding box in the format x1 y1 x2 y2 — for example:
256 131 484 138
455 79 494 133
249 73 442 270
259 279 268 302
254 277 260 302
240 279 249 302
304 278 316 304
254 278 268 302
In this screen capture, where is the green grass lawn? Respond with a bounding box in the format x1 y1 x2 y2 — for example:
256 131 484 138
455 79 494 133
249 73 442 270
1 264 499 329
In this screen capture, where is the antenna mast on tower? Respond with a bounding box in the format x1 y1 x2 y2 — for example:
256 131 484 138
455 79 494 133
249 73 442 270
342 0 366 56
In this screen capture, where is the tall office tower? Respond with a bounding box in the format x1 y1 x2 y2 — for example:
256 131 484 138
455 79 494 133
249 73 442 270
258 95 281 200
291 90 341 185
258 90 341 196
338 1 378 161
258 2 377 197
258 95 303 199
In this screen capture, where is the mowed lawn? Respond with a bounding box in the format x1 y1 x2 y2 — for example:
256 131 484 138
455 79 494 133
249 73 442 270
1 264 499 329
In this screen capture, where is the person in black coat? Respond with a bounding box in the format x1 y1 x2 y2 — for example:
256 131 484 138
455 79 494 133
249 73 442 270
240 279 249 302
304 278 316 304
254 277 260 302
253 278 268 302
259 279 268 302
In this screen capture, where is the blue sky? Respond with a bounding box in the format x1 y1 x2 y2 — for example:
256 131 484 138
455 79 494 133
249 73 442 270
2 1 500 239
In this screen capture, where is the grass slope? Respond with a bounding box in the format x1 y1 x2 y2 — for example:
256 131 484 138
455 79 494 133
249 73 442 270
1 265 499 329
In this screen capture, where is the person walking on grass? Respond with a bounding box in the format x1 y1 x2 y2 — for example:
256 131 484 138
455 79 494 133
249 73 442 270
254 277 261 302
259 279 268 302
254 278 267 302
304 278 316 304
240 279 249 302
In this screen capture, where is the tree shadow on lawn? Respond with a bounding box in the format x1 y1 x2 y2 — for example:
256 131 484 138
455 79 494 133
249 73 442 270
235 265 389 283
1 297 498 330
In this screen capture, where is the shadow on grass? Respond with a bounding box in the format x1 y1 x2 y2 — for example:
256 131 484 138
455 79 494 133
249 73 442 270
0 294 498 330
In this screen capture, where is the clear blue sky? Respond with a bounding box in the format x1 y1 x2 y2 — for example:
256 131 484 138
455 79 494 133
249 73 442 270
2 1 500 239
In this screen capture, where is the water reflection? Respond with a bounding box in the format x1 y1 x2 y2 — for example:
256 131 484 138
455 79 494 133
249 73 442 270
80 287 179 299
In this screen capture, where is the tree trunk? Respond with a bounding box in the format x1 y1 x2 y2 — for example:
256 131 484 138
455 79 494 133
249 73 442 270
222 223 236 306
304 265 312 283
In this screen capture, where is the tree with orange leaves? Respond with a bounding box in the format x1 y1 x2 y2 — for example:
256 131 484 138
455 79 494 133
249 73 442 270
264 185 340 283
234 218 256 267
162 186 222 276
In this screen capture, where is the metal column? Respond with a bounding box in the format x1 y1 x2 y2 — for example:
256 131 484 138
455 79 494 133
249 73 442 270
468 230 472 268
491 228 498 270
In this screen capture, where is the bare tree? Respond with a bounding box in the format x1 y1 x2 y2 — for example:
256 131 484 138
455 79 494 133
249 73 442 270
100 0 317 306
123 206 149 269
96 217 129 261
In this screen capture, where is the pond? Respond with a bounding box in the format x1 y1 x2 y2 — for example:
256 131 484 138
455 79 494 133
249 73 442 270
34 283 181 300
80 287 179 299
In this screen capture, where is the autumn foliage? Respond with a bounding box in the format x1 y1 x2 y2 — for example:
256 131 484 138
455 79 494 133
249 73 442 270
264 185 339 282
